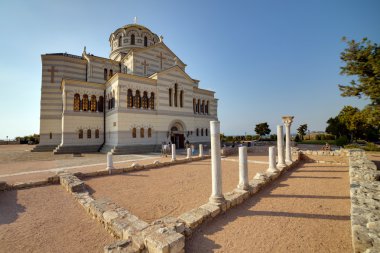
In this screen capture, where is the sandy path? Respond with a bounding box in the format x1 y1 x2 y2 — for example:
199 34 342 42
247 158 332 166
85 158 269 223
186 162 353 253
0 185 115 253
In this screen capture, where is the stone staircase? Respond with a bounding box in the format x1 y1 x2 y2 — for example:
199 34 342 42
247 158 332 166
53 145 101 154
31 145 57 152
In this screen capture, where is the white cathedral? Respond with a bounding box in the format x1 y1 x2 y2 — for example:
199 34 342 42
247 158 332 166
33 23 218 154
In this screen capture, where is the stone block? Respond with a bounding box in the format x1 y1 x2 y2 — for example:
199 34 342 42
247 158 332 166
89 198 118 221
122 217 149 239
144 164 156 170
103 210 119 223
144 227 185 253
234 189 250 201
103 239 140 253
151 217 185 234
224 191 240 208
199 203 221 218
178 207 210 230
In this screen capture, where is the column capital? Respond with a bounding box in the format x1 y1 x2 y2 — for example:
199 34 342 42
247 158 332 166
282 116 294 126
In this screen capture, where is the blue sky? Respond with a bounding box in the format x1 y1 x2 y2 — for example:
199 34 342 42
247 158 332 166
0 0 379 139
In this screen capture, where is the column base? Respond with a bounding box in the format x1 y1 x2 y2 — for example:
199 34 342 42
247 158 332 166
285 160 292 165
267 167 279 173
171 158 176 162
106 167 114 174
237 183 250 191
209 195 225 204
277 163 286 169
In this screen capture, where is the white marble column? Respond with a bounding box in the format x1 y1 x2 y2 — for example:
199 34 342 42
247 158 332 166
106 152 114 174
199 144 204 158
187 148 191 159
267 146 278 173
171 144 176 161
282 116 294 165
277 125 286 168
209 121 225 204
237 146 249 190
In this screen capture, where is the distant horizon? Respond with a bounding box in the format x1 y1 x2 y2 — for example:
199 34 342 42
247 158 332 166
1 0 379 139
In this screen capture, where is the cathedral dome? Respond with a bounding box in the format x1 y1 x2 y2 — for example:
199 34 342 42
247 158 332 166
109 24 160 60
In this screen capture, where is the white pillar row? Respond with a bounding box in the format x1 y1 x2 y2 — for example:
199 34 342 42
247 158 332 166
237 146 249 190
282 116 294 165
199 144 204 158
277 125 286 168
187 148 191 159
267 146 278 173
171 144 176 161
106 152 114 174
209 121 225 204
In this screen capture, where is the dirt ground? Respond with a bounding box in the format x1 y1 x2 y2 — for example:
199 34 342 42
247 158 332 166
85 156 269 223
0 185 115 253
0 144 187 184
186 162 353 253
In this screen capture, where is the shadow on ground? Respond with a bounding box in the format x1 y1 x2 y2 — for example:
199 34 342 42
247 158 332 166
0 190 26 225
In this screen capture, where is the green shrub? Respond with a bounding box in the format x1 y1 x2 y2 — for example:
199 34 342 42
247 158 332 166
344 144 361 149
363 142 380 151
336 136 349 146
294 135 301 142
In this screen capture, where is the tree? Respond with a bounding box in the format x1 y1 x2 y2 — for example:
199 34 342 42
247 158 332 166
339 37 380 106
255 122 271 138
297 124 308 140
326 116 349 138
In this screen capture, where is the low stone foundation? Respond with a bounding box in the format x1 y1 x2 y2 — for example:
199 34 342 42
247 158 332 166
348 149 380 253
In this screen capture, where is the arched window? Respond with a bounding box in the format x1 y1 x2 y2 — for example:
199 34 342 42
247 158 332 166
109 69 113 78
201 100 205 114
131 34 135 45
140 128 144 138
193 99 196 113
49 132 52 139
201 128 204 136
74 94 80 111
148 128 152 138
127 89 133 108
174 83 178 107
144 36 148 47
196 128 199 136
206 101 209 114
82 95 89 111
149 92 155 110
87 129 91 138
134 90 141 108
142 91 148 109
169 88 172 106
205 128 208 136
118 36 122 47
95 129 100 138
180 90 183 107
132 128 136 138
79 129 83 139
90 95 97 112
197 99 201 113
98 96 104 112
104 68 107 80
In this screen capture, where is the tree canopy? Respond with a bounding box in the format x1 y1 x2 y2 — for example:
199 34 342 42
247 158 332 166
297 124 308 140
255 122 271 137
339 37 380 106
326 106 378 141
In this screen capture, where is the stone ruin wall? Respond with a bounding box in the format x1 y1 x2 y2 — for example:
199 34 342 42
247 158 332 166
347 149 380 253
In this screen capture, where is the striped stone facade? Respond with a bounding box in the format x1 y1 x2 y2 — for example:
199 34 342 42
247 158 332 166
35 24 217 154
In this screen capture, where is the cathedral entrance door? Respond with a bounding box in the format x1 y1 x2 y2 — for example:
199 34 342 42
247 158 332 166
171 134 185 149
